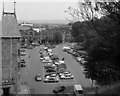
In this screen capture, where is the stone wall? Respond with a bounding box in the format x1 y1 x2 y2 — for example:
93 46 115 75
2 38 20 81
2 38 11 80
12 38 19 80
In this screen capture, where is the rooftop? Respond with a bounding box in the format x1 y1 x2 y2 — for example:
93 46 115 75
1 14 21 37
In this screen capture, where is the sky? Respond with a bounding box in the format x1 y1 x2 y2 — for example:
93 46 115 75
0 0 78 21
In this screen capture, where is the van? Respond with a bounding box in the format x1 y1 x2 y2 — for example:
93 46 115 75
73 85 83 96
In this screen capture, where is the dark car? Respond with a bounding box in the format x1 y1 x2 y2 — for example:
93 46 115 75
72 52 80 57
21 63 25 67
46 69 56 73
20 58 25 63
53 86 65 93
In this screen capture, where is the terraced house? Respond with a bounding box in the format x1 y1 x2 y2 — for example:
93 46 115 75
0 4 21 95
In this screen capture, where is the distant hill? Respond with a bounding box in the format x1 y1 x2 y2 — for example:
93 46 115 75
18 19 69 24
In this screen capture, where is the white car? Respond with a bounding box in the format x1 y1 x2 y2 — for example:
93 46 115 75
44 47 48 50
81 60 87 64
35 74 42 81
40 57 44 60
62 46 71 51
20 52 26 56
50 73 58 77
44 56 50 60
44 63 56 68
58 60 65 64
60 74 74 79
59 72 71 76
42 59 52 63
44 77 59 83
54 61 61 65
46 74 58 79
76 57 82 62
47 49 53 52
77 57 85 62
63 70 70 74
48 52 53 56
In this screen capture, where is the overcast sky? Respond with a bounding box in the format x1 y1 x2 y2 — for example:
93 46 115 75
0 0 78 20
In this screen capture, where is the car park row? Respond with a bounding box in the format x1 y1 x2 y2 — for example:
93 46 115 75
37 46 74 83
62 44 88 65
20 49 26 68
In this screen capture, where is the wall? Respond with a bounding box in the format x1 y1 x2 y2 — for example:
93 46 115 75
2 38 11 80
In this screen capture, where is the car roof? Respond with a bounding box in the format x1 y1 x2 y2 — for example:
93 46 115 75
74 85 83 90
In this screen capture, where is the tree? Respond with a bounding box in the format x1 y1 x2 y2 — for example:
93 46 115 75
83 1 120 85
67 0 120 85
65 0 100 23
53 32 63 43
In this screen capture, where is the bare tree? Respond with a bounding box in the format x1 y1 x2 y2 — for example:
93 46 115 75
65 0 100 22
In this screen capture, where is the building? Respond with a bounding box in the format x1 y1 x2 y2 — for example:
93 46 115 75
0 3 21 95
20 22 33 27
19 25 40 46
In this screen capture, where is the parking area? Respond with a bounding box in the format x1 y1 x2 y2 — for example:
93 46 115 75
39 46 77 84
19 44 91 94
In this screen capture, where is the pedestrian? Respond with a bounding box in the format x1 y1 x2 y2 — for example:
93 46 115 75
29 55 30 58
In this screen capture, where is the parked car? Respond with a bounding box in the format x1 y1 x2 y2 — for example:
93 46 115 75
62 46 71 51
40 57 44 60
20 52 26 56
50 73 58 77
46 69 56 73
44 77 59 83
53 86 65 93
76 57 82 62
2 78 15 85
44 47 48 50
67 49 73 54
32 42 39 46
45 74 58 79
44 73 57 78
58 60 65 64
72 52 80 57
47 49 53 52
20 58 25 63
20 49 25 52
21 63 26 67
35 74 42 81
42 59 52 63
44 64 56 69
20 44 27 48
81 60 87 65
39 50 43 54
60 74 74 79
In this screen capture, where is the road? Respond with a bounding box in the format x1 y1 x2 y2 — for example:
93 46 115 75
20 44 91 94
54 44 91 87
